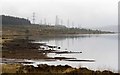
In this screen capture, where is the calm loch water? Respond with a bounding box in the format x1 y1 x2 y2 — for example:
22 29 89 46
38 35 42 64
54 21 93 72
31 34 118 72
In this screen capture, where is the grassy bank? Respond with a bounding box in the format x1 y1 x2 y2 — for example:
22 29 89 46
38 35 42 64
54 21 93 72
2 24 114 38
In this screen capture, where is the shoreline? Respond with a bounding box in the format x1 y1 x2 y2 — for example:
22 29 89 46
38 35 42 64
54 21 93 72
1 63 119 74
0 57 118 74
1 33 118 74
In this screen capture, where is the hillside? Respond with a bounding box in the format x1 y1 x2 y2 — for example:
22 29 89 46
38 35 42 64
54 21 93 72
1 15 114 38
1 15 31 25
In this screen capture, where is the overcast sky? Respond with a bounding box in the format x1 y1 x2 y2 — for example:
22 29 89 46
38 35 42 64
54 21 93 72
0 0 119 28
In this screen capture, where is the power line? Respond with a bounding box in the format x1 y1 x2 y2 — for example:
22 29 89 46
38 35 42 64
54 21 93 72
72 22 74 28
40 19 42 25
67 19 69 28
55 15 59 25
44 18 46 25
32 12 35 24
61 19 63 25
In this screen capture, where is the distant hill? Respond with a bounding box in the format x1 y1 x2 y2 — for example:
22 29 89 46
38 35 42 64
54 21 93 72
92 25 118 32
54 25 67 29
1 15 31 25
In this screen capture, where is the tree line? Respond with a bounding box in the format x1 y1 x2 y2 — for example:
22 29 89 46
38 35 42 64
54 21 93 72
1 15 31 25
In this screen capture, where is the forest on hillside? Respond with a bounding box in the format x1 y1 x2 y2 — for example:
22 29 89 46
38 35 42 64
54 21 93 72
1 15 114 37
1 15 31 25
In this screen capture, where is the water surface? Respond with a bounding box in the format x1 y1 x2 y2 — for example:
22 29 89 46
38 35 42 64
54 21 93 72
31 34 118 72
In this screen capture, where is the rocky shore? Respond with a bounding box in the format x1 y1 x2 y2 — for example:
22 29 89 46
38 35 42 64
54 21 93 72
1 64 119 75
2 38 83 61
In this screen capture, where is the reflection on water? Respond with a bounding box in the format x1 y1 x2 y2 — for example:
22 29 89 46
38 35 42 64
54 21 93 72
32 34 118 72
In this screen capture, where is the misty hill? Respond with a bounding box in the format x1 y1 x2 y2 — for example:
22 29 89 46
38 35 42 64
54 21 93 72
1 15 31 25
92 25 118 32
1 15 114 37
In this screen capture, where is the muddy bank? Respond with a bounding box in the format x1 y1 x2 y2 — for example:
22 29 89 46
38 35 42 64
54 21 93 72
1 64 119 75
2 38 50 59
2 38 82 60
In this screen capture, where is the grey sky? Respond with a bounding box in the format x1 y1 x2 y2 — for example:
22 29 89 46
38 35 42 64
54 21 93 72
0 0 119 28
